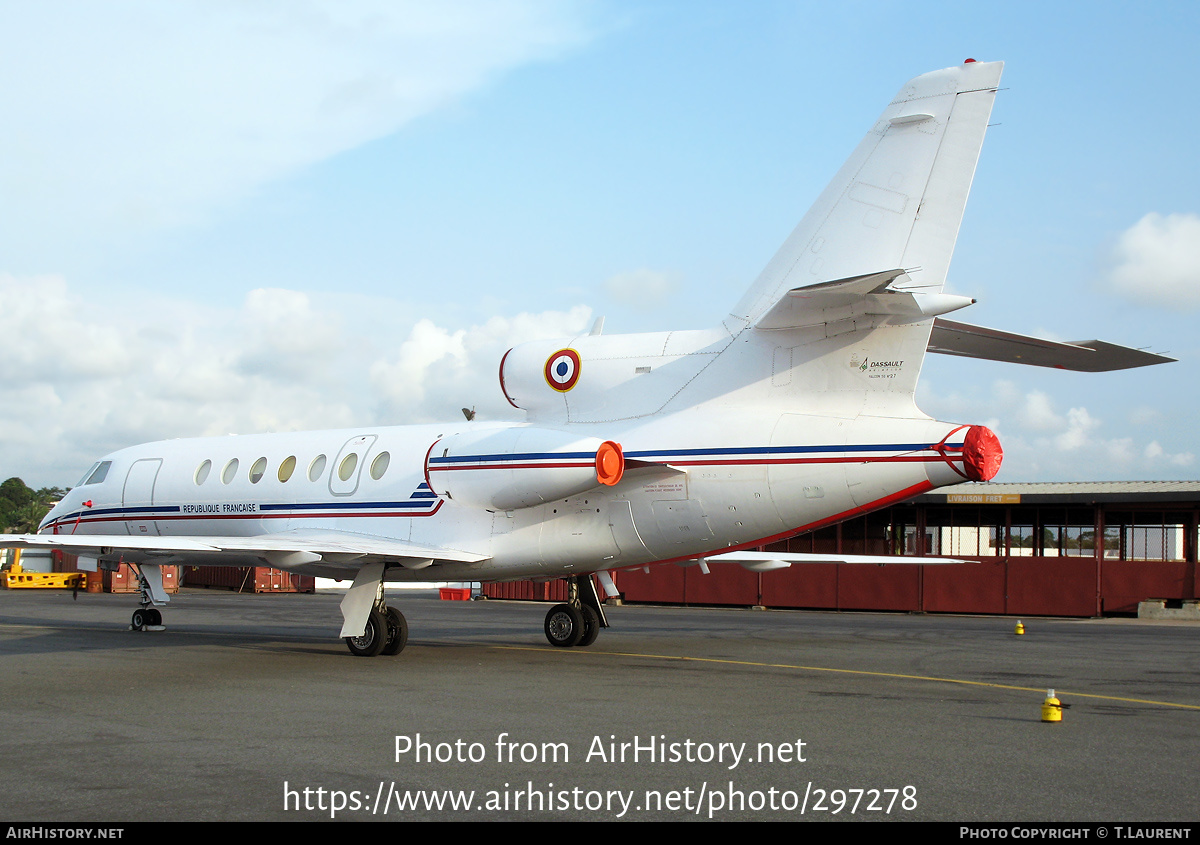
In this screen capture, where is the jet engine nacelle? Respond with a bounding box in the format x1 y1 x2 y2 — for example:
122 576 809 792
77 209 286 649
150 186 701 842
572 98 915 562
425 426 624 511
499 329 728 423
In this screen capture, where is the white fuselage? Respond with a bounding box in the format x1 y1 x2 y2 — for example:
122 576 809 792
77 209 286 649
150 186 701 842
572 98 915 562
41 406 974 582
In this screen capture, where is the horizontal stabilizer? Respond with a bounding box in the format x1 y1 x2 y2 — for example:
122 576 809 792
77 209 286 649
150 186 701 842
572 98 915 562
928 319 1175 372
755 268 975 330
700 550 967 570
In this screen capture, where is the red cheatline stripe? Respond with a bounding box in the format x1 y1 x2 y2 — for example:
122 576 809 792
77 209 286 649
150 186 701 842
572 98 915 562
652 455 958 468
430 454 962 471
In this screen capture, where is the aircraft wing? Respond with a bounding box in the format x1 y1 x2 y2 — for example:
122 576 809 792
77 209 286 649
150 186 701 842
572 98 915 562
927 319 1175 372
698 550 968 572
0 530 488 575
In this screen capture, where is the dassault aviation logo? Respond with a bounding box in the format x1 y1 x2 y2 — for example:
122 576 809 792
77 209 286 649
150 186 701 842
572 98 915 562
849 353 904 379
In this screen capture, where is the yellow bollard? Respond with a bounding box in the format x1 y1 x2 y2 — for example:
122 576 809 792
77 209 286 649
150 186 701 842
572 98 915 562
1015 620 1025 635
1041 689 1063 723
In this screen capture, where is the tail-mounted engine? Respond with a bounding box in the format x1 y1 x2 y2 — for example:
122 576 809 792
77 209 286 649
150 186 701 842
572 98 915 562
425 426 624 511
499 329 729 423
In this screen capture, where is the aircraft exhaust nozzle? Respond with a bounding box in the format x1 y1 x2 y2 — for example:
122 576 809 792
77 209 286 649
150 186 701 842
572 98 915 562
962 425 1003 482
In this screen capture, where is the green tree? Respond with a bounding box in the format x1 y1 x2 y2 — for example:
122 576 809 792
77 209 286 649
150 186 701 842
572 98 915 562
0 478 65 533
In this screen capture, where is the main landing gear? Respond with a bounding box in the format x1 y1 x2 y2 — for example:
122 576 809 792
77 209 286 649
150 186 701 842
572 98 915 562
345 602 408 658
543 574 608 648
128 563 168 632
339 563 409 657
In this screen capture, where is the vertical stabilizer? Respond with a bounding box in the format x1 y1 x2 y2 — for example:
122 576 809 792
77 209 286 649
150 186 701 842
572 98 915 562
730 60 1003 329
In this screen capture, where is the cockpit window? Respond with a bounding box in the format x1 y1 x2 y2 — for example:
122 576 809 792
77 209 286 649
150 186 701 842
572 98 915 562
79 461 112 486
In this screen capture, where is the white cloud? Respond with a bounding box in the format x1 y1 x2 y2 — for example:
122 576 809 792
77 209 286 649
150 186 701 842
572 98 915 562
369 306 592 422
0 1 595 249
1018 390 1063 432
603 269 679 309
1108 212 1200 308
917 376 1193 481
0 273 591 485
1053 406 1099 452
1144 440 1194 467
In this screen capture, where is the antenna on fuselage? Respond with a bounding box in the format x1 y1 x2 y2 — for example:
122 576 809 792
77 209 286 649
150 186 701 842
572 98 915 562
461 407 476 421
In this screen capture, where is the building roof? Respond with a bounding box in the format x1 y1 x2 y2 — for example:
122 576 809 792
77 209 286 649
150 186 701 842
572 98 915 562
915 481 1200 506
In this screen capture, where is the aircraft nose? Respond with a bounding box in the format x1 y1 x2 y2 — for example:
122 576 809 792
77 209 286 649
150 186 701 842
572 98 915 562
38 497 80 534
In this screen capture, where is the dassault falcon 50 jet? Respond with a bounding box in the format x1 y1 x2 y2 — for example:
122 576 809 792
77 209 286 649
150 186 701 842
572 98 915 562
3 60 1171 656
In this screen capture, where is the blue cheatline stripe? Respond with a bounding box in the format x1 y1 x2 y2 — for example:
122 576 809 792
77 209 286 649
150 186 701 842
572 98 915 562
429 442 958 465
259 501 425 511
429 451 597 464
60 504 182 519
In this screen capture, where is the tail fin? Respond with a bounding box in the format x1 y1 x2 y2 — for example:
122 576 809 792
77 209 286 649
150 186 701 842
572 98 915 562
730 60 1003 329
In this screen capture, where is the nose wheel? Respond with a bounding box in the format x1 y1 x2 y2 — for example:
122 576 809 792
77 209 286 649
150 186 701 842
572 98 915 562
129 564 167 631
131 607 163 630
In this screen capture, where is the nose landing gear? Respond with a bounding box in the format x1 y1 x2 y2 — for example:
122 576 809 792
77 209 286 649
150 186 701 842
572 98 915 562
128 563 168 632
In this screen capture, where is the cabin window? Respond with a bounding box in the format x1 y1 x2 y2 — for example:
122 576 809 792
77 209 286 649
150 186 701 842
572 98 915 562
278 456 296 483
249 457 267 484
338 453 359 482
370 451 390 480
194 460 212 486
222 458 239 484
308 454 327 482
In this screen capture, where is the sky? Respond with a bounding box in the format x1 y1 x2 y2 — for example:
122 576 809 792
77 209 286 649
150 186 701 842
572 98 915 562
2 0 1198 488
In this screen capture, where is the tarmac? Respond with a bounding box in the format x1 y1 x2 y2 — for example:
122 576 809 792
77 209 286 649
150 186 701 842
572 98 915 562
0 587 1197 822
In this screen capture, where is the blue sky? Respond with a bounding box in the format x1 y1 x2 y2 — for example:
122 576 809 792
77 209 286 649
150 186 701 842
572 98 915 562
2 1 1198 486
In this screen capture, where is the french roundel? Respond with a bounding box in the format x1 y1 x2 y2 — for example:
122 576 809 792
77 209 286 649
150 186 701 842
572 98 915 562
544 348 581 392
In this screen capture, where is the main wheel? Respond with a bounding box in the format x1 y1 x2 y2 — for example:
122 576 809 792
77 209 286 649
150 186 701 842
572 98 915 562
146 608 162 627
345 607 387 657
382 607 408 655
131 609 147 630
544 603 584 648
577 604 600 647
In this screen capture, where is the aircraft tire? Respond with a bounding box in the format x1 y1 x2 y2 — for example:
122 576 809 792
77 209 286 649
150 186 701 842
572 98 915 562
345 608 387 657
382 607 408 656
577 604 600 647
146 608 162 627
131 609 147 630
544 603 584 648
